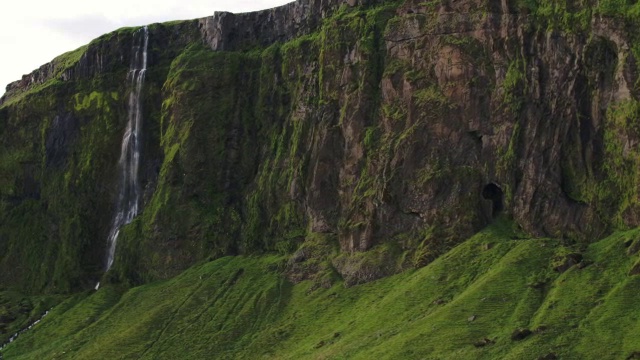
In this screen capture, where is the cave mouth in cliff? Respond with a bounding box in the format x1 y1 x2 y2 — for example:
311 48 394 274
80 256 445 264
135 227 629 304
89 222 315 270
482 183 504 217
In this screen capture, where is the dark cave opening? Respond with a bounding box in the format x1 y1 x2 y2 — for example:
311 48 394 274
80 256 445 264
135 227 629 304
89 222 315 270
482 183 504 217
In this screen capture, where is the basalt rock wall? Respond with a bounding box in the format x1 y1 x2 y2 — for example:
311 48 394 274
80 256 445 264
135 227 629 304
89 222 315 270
198 0 382 51
1 0 640 291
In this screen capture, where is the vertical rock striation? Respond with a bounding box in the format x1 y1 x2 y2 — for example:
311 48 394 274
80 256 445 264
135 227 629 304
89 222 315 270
1 0 640 290
198 0 381 51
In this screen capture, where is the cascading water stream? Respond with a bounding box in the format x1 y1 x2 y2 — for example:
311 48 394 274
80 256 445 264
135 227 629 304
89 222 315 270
0 309 51 352
103 26 149 278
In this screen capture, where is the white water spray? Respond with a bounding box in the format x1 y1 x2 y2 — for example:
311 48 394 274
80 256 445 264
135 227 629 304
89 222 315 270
105 26 149 272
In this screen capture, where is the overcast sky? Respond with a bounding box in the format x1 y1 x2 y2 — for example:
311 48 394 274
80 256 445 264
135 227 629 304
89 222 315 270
0 0 292 97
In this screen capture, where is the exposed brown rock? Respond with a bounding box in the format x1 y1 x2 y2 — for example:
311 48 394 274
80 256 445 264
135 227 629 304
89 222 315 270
481 242 494 251
474 337 495 347
511 328 532 341
629 262 640 276
627 239 640 256
554 254 583 273
534 325 548 333
198 0 381 51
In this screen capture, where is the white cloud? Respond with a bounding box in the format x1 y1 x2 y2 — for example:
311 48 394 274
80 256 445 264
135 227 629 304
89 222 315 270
0 0 292 96
41 15 121 41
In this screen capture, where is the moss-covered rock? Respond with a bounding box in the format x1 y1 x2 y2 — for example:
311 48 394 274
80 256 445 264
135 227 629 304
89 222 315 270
2 0 640 294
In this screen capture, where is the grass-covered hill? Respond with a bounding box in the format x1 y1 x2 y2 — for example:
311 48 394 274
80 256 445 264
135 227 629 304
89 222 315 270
3 219 640 359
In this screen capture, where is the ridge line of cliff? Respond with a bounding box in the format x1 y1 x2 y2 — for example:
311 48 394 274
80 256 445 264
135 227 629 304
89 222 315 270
197 0 383 51
0 0 382 107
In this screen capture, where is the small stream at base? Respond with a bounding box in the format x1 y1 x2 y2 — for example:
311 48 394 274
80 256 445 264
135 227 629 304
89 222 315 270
0 309 51 352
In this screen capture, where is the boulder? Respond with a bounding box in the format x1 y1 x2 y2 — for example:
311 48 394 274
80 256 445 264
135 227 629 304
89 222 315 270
511 328 532 341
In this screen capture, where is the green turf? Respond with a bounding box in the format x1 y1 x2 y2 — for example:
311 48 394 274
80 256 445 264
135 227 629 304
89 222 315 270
2 220 640 359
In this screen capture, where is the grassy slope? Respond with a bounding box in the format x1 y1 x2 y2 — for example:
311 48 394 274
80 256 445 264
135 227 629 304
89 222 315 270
2 220 640 359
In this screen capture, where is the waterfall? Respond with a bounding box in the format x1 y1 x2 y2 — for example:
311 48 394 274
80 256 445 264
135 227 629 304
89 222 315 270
104 26 149 272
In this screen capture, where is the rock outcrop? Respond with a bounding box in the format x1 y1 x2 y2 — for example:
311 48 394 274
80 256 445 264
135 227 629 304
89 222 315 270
198 0 380 51
0 21 199 106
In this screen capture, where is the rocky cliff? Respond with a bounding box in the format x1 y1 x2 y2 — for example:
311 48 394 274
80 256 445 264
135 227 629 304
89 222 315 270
1 0 640 293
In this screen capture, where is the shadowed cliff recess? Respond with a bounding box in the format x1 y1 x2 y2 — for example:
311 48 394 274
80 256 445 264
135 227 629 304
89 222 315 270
483 183 504 218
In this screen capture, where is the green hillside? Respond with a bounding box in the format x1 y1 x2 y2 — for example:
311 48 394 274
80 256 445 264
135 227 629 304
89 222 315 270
3 219 640 359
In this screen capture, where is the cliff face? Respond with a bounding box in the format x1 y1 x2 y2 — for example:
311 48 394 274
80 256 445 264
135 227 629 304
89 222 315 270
1 0 640 292
198 0 380 51
0 21 201 291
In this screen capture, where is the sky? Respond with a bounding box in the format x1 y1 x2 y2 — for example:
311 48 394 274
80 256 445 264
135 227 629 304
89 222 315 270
0 0 292 97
